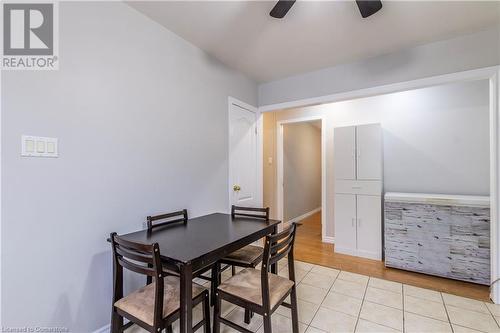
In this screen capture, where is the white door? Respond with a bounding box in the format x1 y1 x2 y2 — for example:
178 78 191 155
334 126 356 180
334 194 357 255
356 195 382 260
229 102 258 207
356 124 382 180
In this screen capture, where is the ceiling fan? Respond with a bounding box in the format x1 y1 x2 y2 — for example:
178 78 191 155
269 0 383 19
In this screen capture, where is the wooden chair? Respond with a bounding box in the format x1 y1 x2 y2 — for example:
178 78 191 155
221 205 270 275
146 209 222 306
213 223 299 333
147 209 188 230
218 205 270 322
110 232 210 333
146 210 189 284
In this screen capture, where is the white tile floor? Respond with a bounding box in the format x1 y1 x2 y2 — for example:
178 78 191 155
126 261 500 333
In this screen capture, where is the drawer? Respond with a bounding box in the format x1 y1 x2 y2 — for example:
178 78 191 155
335 180 382 195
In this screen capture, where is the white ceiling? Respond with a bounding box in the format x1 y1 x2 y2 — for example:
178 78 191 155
128 1 500 83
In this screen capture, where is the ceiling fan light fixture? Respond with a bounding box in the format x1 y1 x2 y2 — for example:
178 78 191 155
356 0 383 18
270 0 296 19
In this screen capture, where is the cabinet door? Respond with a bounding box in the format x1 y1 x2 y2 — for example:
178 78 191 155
357 124 382 180
334 194 357 255
356 195 382 260
334 126 356 180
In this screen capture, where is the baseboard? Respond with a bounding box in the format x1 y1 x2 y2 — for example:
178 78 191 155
335 246 382 261
356 249 382 261
286 207 321 225
93 324 110 333
322 236 335 244
335 246 358 257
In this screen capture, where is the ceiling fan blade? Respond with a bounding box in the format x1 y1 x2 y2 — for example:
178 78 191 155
356 0 382 18
270 0 296 19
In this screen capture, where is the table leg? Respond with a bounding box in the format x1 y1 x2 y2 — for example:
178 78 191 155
210 262 220 306
180 262 193 333
271 224 278 274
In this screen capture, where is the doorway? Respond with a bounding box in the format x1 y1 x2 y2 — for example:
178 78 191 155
282 120 322 243
262 114 328 240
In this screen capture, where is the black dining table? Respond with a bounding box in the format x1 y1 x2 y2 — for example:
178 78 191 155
114 212 281 333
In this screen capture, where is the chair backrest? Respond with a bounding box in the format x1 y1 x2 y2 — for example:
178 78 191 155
260 223 297 310
110 232 164 327
231 205 270 220
147 209 188 231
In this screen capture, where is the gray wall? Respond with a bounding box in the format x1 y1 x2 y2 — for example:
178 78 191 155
1 2 257 331
283 122 321 222
258 28 499 106
268 79 490 238
333 80 490 196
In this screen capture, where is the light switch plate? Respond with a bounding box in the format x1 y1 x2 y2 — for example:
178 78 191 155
22 135 58 157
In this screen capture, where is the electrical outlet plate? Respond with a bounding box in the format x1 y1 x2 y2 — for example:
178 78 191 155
21 135 58 158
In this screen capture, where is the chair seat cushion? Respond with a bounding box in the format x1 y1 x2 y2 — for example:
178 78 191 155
223 245 263 266
114 276 206 326
217 268 294 308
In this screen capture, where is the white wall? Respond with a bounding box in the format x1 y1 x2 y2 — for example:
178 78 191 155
267 79 489 238
1 2 257 331
259 28 499 107
283 122 321 221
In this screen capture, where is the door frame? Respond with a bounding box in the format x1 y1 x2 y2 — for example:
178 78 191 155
276 115 328 242
227 97 263 212
259 65 500 303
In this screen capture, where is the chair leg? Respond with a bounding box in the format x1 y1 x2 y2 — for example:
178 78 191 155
110 310 122 333
263 313 272 333
203 292 211 333
213 292 221 333
290 286 299 333
231 265 236 276
244 308 251 324
166 325 173 333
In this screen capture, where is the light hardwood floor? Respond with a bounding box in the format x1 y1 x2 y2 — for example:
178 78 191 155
294 211 491 302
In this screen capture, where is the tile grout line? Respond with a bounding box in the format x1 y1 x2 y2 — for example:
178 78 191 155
441 292 455 333
402 283 405 333
441 296 491 333
280 262 338 331
307 268 360 331
484 301 500 329
326 269 406 332
352 275 370 333
402 292 457 325
354 280 408 332
306 267 340 330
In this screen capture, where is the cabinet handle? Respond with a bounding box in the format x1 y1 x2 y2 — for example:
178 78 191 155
358 218 362 226
352 186 362 189
351 218 356 227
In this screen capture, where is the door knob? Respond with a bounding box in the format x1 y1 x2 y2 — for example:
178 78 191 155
233 185 241 191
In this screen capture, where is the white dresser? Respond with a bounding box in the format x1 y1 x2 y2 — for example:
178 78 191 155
334 123 383 260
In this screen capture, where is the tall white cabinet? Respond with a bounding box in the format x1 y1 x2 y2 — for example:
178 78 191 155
334 124 382 260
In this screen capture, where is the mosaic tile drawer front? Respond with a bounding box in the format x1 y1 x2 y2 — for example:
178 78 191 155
385 201 490 285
